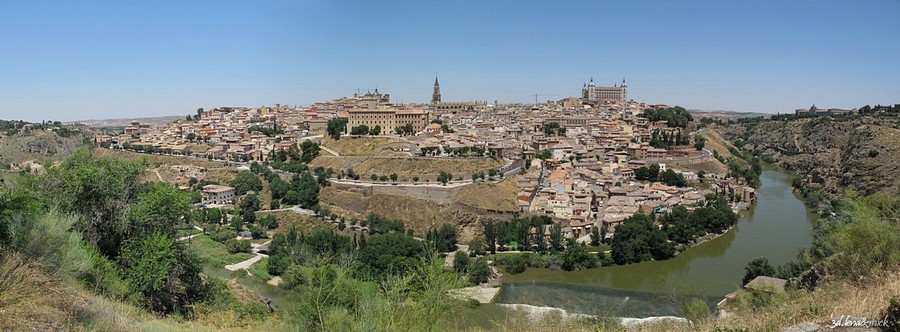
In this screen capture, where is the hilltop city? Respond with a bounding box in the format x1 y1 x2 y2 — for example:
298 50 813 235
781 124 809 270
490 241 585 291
89 77 766 243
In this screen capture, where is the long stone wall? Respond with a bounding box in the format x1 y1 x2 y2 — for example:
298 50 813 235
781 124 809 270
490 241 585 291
329 181 464 204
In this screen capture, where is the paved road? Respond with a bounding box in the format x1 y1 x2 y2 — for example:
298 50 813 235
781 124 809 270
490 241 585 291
256 205 315 215
176 225 205 242
224 240 271 271
225 253 268 271
176 233 201 242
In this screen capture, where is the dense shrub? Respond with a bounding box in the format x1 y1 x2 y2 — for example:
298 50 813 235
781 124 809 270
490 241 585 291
226 239 253 254
468 258 490 284
505 254 527 274
453 251 470 273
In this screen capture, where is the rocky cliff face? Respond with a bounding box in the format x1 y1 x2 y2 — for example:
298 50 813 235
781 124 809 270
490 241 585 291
0 129 91 166
720 116 900 196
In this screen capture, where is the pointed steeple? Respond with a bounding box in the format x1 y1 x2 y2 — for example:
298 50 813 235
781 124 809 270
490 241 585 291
432 75 441 104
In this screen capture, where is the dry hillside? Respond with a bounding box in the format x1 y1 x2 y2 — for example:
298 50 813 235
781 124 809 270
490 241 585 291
0 130 89 166
320 137 406 156
319 185 516 241
452 178 519 212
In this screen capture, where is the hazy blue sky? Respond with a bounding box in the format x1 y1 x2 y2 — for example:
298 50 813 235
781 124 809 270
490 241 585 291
1 1 898 121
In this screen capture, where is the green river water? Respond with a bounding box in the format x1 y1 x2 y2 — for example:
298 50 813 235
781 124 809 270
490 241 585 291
474 170 818 322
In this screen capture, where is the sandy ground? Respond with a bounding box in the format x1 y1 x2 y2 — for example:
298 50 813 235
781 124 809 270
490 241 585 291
452 286 501 304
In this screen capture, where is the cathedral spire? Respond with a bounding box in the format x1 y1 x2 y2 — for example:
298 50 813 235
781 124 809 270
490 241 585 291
432 75 441 104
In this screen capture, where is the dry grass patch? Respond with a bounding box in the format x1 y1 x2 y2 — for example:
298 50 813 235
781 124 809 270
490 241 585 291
0 254 81 330
453 177 519 212
670 159 729 175
256 210 327 233
661 270 900 332
321 137 403 156
309 156 368 171
701 129 739 161
353 157 505 178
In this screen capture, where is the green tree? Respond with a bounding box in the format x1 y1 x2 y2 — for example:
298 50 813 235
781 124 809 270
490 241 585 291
437 171 453 185
289 172 320 208
230 213 243 233
130 182 192 236
241 208 256 225
369 125 381 136
119 232 207 314
226 239 253 253
350 125 369 135
468 237 486 256
549 223 563 252
453 251 470 273
590 226 601 246
357 232 423 279
231 171 262 196
46 149 145 258
426 223 458 252
693 135 706 151
610 212 658 265
299 139 320 164
660 169 687 187
742 257 775 285
483 221 497 254
634 163 661 182
239 193 261 212
326 117 348 140
561 243 599 271
505 254 527 274
468 258 490 284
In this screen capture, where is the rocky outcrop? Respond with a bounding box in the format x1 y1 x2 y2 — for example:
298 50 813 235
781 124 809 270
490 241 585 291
720 117 900 196
0 129 90 166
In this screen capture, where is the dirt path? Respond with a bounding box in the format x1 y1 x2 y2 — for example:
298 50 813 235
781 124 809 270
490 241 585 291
320 145 340 157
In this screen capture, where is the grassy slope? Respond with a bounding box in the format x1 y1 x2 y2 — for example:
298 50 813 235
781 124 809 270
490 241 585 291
187 235 255 268
256 210 327 233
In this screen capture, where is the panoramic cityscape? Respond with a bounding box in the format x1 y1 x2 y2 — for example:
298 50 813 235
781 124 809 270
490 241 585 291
1 1 899 331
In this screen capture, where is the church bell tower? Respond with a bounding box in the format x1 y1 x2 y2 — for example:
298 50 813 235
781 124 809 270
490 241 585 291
432 76 441 104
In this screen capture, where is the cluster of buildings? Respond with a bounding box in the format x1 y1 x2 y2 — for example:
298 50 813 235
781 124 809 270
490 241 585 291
794 104 855 117
92 76 758 240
